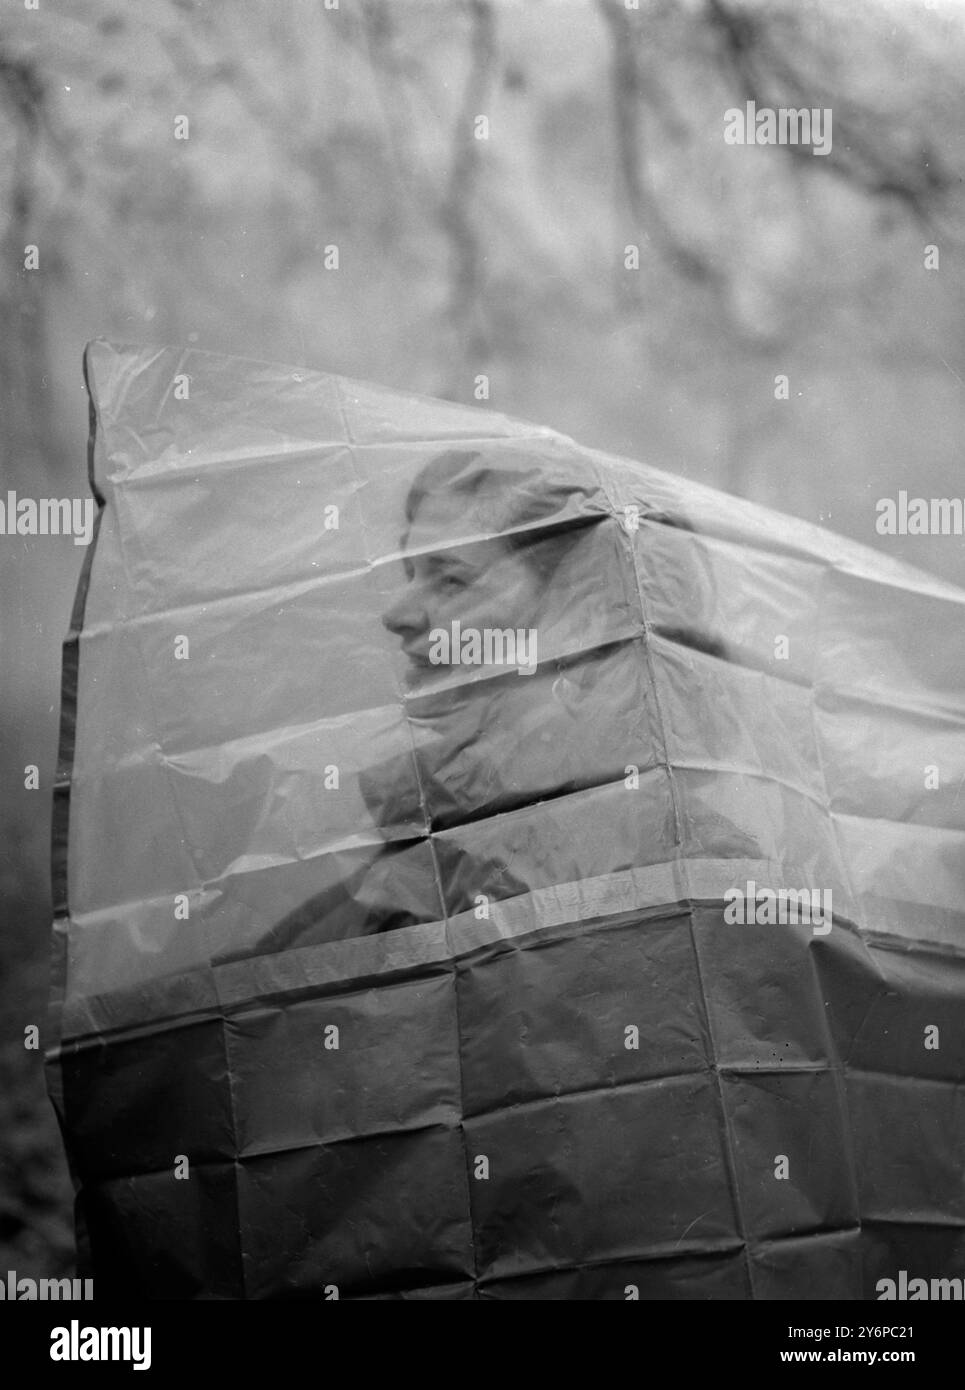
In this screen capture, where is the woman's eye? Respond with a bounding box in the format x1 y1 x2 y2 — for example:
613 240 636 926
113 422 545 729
440 573 468 591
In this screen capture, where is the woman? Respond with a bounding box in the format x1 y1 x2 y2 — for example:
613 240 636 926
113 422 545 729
245 446 729 954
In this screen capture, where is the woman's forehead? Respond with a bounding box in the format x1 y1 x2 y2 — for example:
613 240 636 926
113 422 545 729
403 490 510 555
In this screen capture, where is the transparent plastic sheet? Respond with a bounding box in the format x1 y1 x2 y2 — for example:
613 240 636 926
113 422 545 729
46 340 965 1299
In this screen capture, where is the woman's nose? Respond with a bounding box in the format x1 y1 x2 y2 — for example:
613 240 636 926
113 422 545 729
381 585 428 638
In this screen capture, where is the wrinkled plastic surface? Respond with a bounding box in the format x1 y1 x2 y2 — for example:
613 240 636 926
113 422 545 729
47 340 965 1299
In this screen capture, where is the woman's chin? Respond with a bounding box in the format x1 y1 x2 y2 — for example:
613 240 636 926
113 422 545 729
399 662 451 709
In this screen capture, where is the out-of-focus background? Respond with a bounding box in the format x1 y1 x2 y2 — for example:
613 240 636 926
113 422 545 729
1 0 963 1280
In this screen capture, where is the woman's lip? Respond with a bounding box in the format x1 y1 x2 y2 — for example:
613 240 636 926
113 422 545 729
401 652 433 684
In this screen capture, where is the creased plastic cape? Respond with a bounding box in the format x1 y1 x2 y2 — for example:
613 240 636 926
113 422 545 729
47 340 965 1299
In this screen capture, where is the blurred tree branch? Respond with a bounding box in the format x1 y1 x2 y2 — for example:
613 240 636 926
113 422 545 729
359 0 438 217
596 0 722 294
704 0 951 222
439 0 499 389
0 52 49 479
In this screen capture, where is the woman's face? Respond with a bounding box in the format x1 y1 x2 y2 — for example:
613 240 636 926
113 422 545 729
381 490 544 687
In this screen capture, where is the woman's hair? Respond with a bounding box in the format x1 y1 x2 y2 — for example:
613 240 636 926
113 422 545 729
403 446 727 659
402 448 597 583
